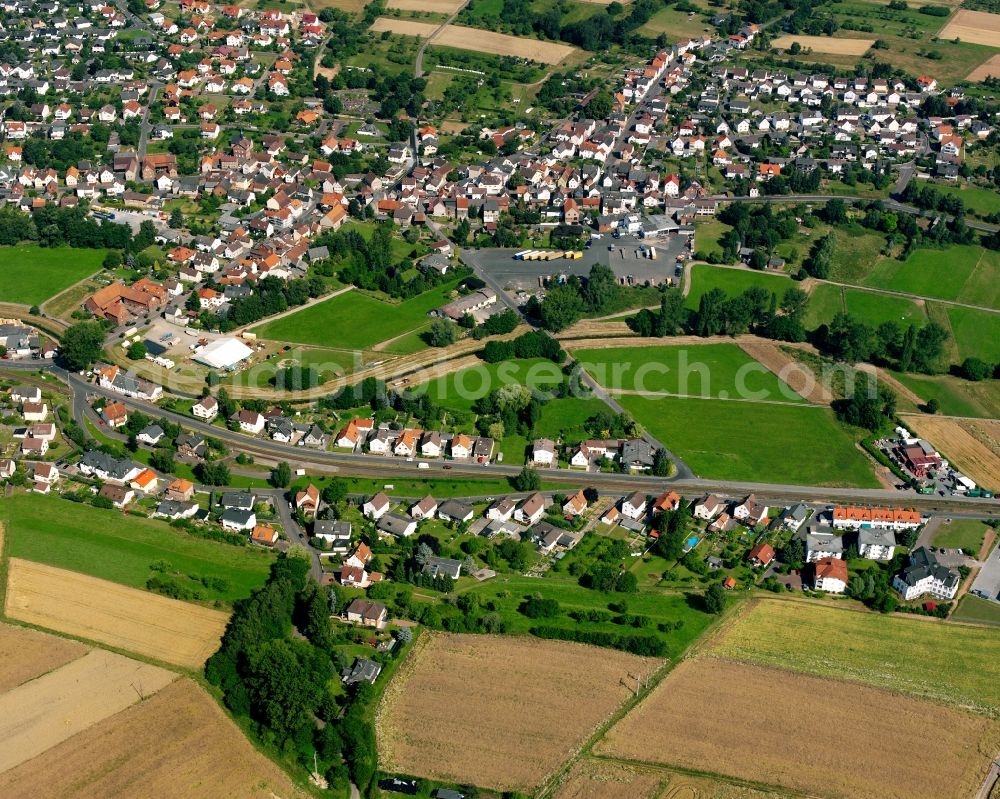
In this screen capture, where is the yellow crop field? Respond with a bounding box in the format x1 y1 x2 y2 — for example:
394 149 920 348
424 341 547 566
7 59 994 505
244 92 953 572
597 658 1000 799
939 9 1000 47
772 35 874 54
5 559 229 668
0 678 309 799
0 621 88 693
377 633 661 792
0 649 176 773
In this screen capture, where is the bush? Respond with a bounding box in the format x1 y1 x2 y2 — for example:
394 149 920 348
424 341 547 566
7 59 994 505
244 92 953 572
529 625 668 657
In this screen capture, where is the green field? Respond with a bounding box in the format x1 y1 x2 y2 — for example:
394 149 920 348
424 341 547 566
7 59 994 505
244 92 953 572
576 343 806 403
932 183 1000 218
891 371 1000 418
464 574 715 660
235 346 362 388
801 281 930 331
0 494 273 603
416 358 566 412
931 519 990 554
252 282 460 349
862 246 1000 311
685 265 795 310
618 394 878 487
0 245 107 305
711 600 1000 716
945 305 1000 362
953 595 1000 626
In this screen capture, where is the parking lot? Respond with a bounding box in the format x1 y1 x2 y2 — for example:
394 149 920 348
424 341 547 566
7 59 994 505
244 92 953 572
465 232 689 291
970 542 1000 603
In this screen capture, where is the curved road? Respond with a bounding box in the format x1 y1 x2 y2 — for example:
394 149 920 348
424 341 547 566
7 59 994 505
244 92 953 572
9 360 1000 516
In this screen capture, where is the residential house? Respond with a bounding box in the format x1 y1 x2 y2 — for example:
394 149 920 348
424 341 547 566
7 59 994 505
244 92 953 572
621 491 647 520
251 524 280 547
345 599 388 628
363 492 391 520
893 547 959 600
733 494 768 526
221 508 256 532
515 493 546 525
378 513 418 538
747 542 775 567
438 499 474 524
410 495 438 520
313 520 352 554
694 494 724 520
805 530 844 562
858 528 896 560
562 489 588 516
532 438 556 466
812 556 848 593
192 395 218 420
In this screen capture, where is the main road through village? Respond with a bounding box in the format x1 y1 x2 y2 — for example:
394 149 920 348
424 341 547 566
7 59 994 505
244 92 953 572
7 360 1000 519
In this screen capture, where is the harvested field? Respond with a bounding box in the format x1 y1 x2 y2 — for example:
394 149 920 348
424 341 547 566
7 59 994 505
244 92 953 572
0 622 88 693
554 760 665 799
387 0 464 11
377 633 661 792
738 340 832 404
939 9 1000 48
553 759 787 799
771 34 873 54
370 17 578 63
901 415 1000 492
597 657 1000 799
0 649 175 773
968 53 1000 81
5 559 229 668
0 678 307 799
709 600 1000 717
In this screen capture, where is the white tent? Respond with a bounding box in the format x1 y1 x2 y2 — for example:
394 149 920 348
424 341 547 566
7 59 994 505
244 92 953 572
193 337 253 370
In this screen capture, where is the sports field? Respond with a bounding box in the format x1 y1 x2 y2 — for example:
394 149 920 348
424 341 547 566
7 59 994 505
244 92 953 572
596 657 1000 799
685 265 794 310
251 282 461 350
5 559 229 668
0 245 106 305
0 494 273 603
862 245 1000 310
709 600 1000 716
377 633 661 792
772 34 873 54
618 394 879 487
576 343 807 403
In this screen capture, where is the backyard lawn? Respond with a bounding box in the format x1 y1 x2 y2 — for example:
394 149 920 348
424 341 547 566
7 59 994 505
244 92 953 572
0 494 274 603
618 394 879 487
0 245 107 305
251 282 461 349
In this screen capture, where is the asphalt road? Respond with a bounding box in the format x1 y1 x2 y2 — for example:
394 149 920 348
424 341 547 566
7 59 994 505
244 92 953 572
10 361 1000 516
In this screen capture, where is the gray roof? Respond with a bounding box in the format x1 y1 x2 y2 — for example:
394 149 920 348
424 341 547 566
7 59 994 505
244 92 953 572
377 513 415 536
79 449 136 480
423 556 462 579
220 490 254 510
806 530 844 554
342 657 382 685
858 527 896 547
155 499 198 518
438 499 474 521
621 438 654 467
221 508 254 526
898 547 959 589
314 520 351 538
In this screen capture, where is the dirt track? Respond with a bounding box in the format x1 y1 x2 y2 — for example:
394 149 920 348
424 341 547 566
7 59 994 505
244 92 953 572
738 340 832 404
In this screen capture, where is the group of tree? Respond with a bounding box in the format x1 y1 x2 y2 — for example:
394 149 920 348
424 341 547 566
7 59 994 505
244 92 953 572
206 553 380 792
526 264 629 332
200 274 327 332
832 385 898 432
0 205 152 252
816 312 948 373
481 330 564 364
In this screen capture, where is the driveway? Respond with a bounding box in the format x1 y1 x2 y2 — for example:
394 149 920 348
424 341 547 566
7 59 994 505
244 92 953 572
969 540 1000 602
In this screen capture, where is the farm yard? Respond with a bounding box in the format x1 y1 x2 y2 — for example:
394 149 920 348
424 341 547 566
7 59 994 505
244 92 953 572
900 415 1000 493
369 17 579 63
0 245 106 306
0 493 274 604
708 600 1000 716
617 394 879 487
0 677 308 799
376 632 662 792
771 34 873 54
595 657 1000 799
0 648 176 774
5 559 229 668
